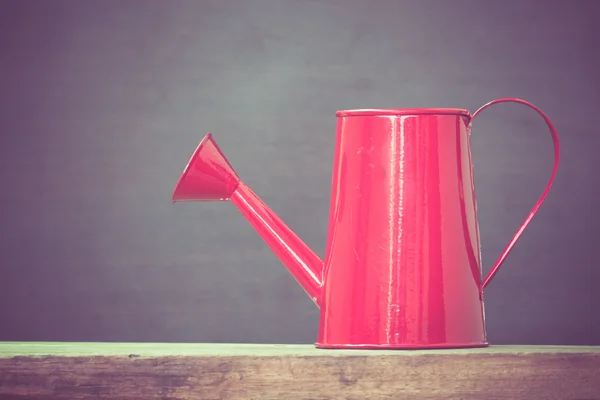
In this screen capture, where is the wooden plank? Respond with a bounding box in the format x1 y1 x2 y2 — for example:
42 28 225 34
0 342 598 399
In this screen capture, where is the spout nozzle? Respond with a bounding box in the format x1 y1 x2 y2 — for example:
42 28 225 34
171 133 324 307
172 133 240 202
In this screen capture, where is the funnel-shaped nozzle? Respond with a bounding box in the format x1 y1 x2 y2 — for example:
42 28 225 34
172 133 240 202
172 133 324 305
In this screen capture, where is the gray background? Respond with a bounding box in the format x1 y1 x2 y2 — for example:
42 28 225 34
0 0 598 345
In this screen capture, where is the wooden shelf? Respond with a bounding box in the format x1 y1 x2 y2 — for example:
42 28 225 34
1 342 599 399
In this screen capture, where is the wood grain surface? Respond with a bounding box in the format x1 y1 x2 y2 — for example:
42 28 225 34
0 342 599 399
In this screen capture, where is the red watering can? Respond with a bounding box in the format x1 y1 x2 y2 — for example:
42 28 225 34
172 98 560 349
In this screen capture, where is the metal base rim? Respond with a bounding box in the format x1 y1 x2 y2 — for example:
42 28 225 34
313 341 490 350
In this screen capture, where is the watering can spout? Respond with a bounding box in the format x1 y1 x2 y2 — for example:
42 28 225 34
172 133 324 306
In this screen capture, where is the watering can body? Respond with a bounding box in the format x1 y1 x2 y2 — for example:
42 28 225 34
318 109 485 348
172 98 560 349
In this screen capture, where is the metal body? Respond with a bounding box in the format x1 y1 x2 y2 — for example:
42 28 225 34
172 98 560 349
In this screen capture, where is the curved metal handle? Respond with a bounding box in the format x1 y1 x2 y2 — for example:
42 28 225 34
471 98 561 290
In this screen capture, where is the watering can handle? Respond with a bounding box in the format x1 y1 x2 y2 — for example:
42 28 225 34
471 98 561 290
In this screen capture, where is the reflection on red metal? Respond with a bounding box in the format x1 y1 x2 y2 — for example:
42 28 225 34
172 98 560 349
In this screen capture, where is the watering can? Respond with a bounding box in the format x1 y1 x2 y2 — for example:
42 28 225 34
172 98 560 349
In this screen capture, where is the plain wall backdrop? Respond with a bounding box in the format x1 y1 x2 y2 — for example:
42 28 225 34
0 0 598 345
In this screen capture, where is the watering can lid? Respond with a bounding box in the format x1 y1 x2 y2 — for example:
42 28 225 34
336 108 471 117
